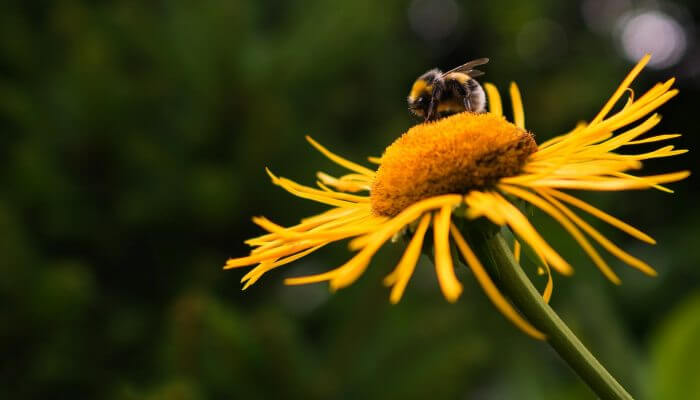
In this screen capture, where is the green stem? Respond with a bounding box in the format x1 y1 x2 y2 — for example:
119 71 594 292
467 230 634 400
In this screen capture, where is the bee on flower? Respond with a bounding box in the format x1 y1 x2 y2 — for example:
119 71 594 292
225 55 688 340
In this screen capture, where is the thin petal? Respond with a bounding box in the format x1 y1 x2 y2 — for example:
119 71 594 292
538 189 658 276
286 195 462 288
512 234 555 303
246 207 364 246
483 82 503 117
607 89 678 131
590 54 651 126
349 194 462 250
544 188 655 244
582 113 661 154
384 213 432 303
316 172 370 192
522 171 689 191
500 184 621 284
225 240 326 269
538 122 586 150
468 192 573 275
241 244 326 289
625 134 682 145
433 206 463 302
269 168 370 203
610 172 674 193
306 136 375 177
248 209 376 250
266 168 359 207
253 216 384 243
539 257 554 304
510 82 525 129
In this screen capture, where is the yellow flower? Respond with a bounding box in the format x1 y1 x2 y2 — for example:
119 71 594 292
225 55 688 339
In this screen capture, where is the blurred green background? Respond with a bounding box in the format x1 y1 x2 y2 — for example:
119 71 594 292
1 1 698 399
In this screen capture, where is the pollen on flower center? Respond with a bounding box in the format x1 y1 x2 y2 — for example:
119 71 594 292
371 112 537 216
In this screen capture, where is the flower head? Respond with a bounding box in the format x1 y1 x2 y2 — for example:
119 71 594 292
372 112 537 216
226 55 688 339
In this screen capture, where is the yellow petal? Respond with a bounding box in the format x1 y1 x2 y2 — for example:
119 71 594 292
590 54 651 126
241 244 326 289
510 82 525 129
538 189 657 276
384 213 432 303
349 194 462 250
433 206 463 302
490 192 573 275
500 184 621 284
306 136 375 177
450 223 545 340
544 188 655 244
483 82 503 117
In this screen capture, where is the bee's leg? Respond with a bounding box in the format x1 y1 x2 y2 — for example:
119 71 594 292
425 98 436 121
426 85 442 121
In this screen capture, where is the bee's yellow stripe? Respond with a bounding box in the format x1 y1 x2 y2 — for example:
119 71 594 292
436 99 464 113
409 79 431 100
444 72 471 84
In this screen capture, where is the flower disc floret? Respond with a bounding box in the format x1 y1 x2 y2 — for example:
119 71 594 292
371 112 537 216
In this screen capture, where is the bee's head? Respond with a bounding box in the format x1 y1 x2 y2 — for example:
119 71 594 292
407 69 440 119
407 93 429 118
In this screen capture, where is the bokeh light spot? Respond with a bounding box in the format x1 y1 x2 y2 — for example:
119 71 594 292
408 0 460 42
617 10 688 69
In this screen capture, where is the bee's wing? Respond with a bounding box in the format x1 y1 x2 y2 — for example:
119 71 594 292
442 58 489 77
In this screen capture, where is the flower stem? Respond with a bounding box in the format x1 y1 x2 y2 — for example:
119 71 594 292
467 230 634 400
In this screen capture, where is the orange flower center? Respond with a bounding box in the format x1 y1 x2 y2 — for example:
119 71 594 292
371 112 537 216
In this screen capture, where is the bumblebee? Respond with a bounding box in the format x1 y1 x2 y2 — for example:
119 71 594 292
407 58 489 121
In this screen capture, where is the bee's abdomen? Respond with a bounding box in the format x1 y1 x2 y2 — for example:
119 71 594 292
467 80 486 113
